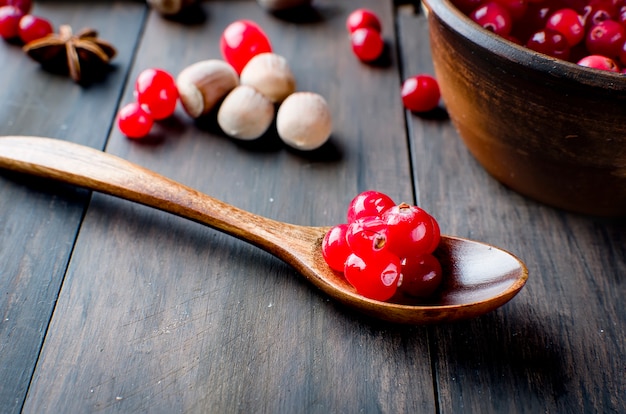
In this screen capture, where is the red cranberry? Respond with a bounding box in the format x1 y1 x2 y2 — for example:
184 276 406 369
346 8 382 33
399 254 443 298
546 8 585 46
494 0 528 21
2 0 31 14
451 0 484 14
617 38 626 65
401 74 441 113
510 1 553 42
619 5 626 28
469 2 513 36
18 15 53 44
0 5 22 39
577 54 620 70
526 27 571 60
586 20 625 58
220 20 272 75
583 5 614 26
350 27 384 62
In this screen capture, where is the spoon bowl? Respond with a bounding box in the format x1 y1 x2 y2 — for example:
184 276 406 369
0 136 528 324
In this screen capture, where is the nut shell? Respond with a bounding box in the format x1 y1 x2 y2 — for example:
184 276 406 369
276 92 332 150
240 53 296 103
176 59 239 119
217 85 275 140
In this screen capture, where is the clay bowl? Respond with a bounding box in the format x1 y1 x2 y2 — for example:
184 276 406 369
422 0 626 216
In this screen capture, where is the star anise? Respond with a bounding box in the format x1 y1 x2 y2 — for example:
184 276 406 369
23 25 117 84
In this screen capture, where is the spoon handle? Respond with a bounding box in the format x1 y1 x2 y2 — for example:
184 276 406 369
0 136 318 260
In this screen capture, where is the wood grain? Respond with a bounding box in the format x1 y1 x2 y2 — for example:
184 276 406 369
399 5 626 413
0 3 146 413
0 1 622 413
15 1 436 413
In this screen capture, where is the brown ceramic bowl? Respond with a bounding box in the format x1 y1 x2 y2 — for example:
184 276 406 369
423 0 626 216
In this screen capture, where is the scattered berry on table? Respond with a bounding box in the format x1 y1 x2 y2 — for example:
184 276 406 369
117 102 154 139
0 5 24 40
1 0 32 14
346 8 382 33
135 68 179 120
18 14 53 44
350 27 384 62
220 19 272 74
401 74 441 113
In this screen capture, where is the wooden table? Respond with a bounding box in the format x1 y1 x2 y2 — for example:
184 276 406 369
1 1 624 413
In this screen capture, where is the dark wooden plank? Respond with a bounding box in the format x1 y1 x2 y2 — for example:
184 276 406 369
398 5 626 413
22 1 438 412
0 2 146 413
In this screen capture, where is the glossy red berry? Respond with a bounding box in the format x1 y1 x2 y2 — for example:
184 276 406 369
0 5 23 40
346 190 396 222
526 28 571 60
546 8 585 46
469 2 513 36
401 74 441 113
451 0 484 14
345 217 390 257
322 224 352 272
427 215 441 253
135 68 179 120
583 0 619 26
382 203 438 259
2 0 31 14
585 20 625 58
577 54 620 71
399 254 443 298
117 102 154 139
511 1 553 42
346 8 382 33
618 5 626 27
344 251 401 302
220 20 272 74
494 0 528 21
350 27 384 62
18 14 53 44
619 39 626 66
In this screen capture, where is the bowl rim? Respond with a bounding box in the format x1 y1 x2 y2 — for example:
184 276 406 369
422 0 626 90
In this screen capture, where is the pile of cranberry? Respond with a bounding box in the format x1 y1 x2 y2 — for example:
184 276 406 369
454 0 626 72
347 8 442 112
321 190 442 302
0 0 52 44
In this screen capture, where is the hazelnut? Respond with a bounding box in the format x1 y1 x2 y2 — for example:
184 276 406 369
217 85 275 140
256 0 312 11
276 92 332 150
176 60 239 119
147 0 196 15
240 53 296 103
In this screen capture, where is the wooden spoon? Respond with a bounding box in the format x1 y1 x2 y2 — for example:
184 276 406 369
0 136 528 324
